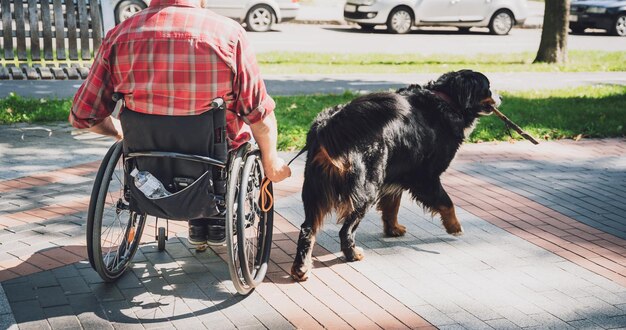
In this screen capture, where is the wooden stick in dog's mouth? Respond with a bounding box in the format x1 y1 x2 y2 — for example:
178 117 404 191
491 108 540 145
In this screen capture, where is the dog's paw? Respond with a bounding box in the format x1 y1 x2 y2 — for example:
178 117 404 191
384 224 407 237
290 263 310 282
343 246 365 262
446 225 464 236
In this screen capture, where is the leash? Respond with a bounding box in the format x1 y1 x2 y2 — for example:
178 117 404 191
260 147 307 212
288 147 308 166
260 177 273 212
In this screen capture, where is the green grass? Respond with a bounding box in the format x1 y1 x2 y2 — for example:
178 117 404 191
257 51 626 74
274 85 626 149
2 86 625 150
5 50 624 74
469 85 626 143
273 93 356 150
0 93 72 124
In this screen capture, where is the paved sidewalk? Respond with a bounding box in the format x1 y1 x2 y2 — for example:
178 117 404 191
1 122 625 329
2 72 626 99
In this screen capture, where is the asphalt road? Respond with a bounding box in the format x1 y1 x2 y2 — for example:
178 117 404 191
248 24 626 55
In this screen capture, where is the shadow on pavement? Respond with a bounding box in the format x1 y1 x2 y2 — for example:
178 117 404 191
457 157 626 240
1 242 255 327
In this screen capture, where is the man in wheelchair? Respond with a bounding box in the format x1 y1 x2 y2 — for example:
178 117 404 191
69 0 291 246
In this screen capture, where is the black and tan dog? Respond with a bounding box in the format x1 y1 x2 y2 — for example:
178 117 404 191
291 70 501 281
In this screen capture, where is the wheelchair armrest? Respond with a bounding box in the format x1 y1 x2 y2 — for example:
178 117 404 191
126 151 226 168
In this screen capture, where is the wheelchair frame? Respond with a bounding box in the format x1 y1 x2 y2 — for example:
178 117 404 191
86 131 274 296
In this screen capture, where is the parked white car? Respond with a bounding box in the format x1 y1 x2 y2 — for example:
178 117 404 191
207 0 300 32
112 0 300 32
344 0 529 35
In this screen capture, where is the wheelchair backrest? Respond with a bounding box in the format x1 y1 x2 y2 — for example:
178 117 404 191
120 107 227 193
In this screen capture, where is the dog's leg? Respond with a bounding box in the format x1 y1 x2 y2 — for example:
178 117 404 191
432 183 463 236
291 225 316 282
377 193 406 237
291 167 330 282
412 179 463 236
339 206 368 262
438 203 463 236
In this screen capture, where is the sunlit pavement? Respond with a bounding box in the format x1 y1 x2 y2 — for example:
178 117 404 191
1 122 625 329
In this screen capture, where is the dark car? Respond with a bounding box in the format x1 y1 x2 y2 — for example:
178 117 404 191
570 0 626 36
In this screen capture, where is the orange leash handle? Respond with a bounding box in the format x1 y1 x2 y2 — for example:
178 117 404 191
260 177 273 212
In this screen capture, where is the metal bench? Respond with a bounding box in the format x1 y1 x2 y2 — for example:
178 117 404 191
0 0 114 80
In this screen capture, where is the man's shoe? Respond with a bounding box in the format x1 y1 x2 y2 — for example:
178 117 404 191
206 225 226 245
188 224 208 245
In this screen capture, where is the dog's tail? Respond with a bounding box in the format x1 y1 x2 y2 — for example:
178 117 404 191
315 93 410 159
301 93 410 234
302 132 352 235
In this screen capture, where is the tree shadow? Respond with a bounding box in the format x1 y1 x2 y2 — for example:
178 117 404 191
455 151 626 239
0 242 258 327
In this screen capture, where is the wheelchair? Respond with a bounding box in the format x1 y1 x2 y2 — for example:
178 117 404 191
86 97 274 295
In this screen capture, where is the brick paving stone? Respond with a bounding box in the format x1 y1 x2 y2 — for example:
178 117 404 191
13 319 52 330
0 285 17 330
79 267 106 285
75 312 115 330
58 276 91 295
485 318 522 329
50 264 80 279
3 282 37 303
90 283 126 302
37 286 69 308
9 299 46 324
114 270 143 290
43 305 81 330
3 128 626 329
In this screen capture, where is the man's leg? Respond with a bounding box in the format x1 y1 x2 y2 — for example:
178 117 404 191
188 219 208 245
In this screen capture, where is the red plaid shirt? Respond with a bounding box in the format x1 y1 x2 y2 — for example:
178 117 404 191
70 0 275 148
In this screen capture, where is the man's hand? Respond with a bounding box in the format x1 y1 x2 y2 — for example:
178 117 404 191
261 155 291 183
89 116 123 140
250 112 291 183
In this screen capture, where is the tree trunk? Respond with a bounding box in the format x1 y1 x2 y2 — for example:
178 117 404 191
534 0 570 63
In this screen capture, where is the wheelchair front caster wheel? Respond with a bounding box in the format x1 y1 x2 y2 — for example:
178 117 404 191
157 227 167 251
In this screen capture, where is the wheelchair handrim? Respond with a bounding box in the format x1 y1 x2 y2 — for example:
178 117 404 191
89 142 146 281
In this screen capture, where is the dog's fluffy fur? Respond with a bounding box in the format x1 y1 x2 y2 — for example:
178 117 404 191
291 70 500 281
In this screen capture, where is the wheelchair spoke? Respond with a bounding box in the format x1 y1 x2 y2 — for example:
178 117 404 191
101 165 133 271
89 142 146 282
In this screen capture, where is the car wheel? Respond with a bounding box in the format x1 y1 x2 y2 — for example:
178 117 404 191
489 10 514 35
569 24 586 34
115 0 146 24
611 14 626 36
387 7 413 34
246 5 275 32
359 23 376 31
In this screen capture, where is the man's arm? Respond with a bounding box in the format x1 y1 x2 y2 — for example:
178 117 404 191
88 116 123 140
250 112 291 182
69 37 117 135
231 26 290 183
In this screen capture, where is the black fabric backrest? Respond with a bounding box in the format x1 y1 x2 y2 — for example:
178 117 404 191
120 108 222 192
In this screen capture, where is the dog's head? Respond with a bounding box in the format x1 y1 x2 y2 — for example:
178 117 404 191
427 70 501 117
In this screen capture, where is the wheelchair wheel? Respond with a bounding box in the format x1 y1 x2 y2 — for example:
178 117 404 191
157 227 166 251
87 141 147 282
225 148 273 295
